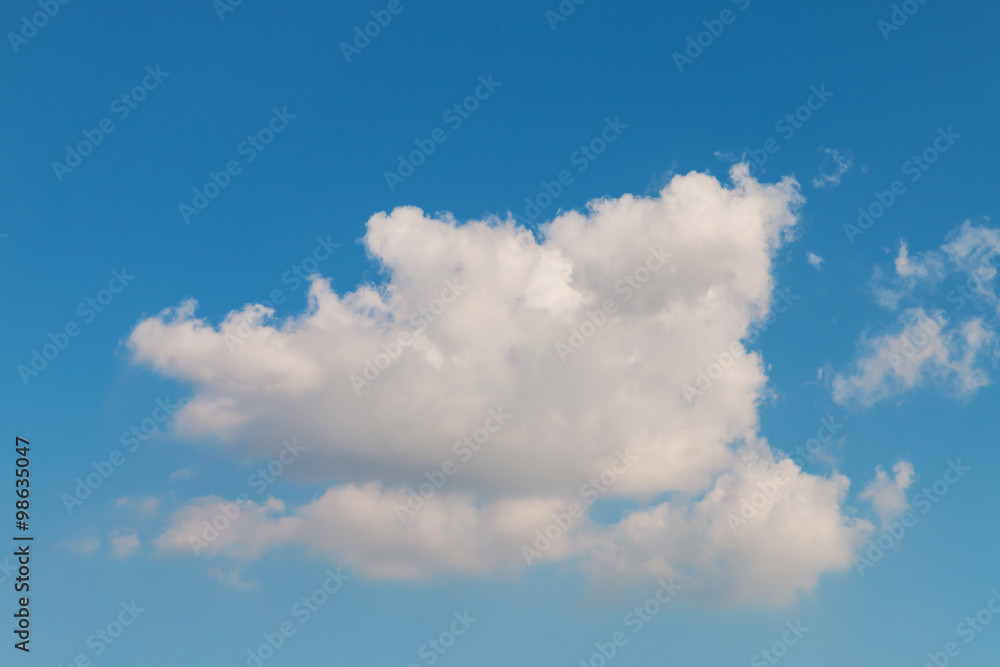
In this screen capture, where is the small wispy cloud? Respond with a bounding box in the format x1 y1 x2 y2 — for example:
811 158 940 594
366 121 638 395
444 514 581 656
832 308 995 407
210 567 258 591
860 460 915 525
812 147 853 188
66 535 101 555
169 467 196 483
109 531 141 560
116 495 161 516
806 252 824 270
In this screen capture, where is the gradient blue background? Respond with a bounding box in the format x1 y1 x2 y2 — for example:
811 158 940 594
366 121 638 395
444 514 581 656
1 0 998 665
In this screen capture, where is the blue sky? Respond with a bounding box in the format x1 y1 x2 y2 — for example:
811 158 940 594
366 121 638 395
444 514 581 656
2 0 1000 665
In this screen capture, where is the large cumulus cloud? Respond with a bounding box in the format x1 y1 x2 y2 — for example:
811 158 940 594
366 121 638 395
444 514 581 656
132 165 880 605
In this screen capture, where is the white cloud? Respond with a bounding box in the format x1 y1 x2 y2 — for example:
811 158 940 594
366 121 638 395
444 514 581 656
895 240 934 278
873 224 998 311
812 148 853 188
838 221 1000 405
154 488 569 579
109 531 141 560
942 221 1000 305
116 495 160 515
578 445 871 606
873 240 948 310
209 566 258 591
132 165 883 605
860 460 914 525
169 467 196 483
833 308 994 406
67 535 100 555
806 252 823 270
